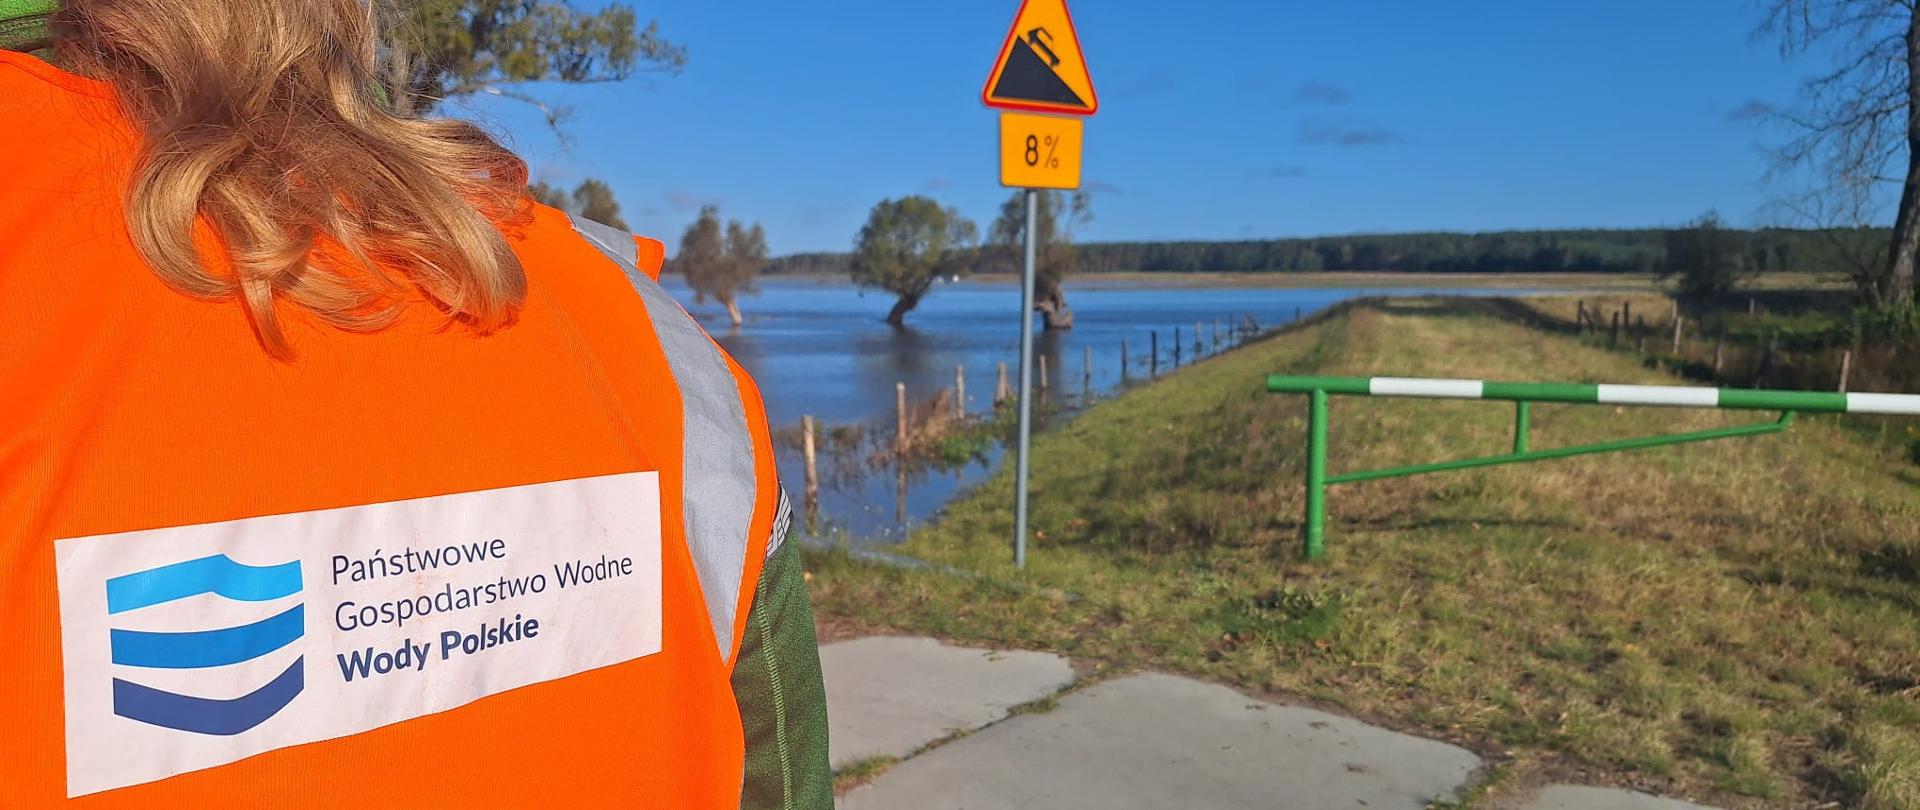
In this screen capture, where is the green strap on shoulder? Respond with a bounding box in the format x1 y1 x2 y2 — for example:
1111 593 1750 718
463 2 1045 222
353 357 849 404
0 0 55 18
0 0 55 55
731 536 832 810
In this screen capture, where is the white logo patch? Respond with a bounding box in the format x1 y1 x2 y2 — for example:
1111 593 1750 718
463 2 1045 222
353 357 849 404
54 472 663 797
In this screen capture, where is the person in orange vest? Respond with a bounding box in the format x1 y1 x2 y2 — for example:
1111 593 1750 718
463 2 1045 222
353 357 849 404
0 1 831 807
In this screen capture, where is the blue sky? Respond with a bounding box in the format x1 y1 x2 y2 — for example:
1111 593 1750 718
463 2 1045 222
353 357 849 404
458 0 1834 256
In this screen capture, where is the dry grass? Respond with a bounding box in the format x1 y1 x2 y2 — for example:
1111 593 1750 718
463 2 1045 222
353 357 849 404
831 755 899 793
805 298 1920 809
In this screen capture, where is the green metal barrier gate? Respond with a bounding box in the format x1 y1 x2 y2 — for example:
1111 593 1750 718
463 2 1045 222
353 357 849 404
1266 375 1920 560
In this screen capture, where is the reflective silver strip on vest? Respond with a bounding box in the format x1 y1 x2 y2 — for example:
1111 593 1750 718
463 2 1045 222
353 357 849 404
767 489 793 558
570 215 758 659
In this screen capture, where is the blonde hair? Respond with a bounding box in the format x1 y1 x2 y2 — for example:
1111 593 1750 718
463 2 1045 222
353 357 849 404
53 0 529 358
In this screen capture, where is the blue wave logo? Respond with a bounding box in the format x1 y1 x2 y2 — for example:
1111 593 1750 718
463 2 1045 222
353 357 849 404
106 555 305 735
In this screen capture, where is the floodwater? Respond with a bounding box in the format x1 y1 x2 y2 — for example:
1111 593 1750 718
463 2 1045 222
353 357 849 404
660 276 1541 543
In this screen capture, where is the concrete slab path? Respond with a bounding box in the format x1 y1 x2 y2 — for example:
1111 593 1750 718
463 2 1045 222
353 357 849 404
823 636 1724 810
1524 785 1720 810
820 636 1074 769
841 671 1482 810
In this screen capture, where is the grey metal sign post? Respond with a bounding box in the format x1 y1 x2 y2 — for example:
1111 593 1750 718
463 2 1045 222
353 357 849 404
983 0 1097 570
1013 189 1038 569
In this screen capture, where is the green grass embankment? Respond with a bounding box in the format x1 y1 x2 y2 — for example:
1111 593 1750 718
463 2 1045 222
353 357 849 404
806 298 1920 809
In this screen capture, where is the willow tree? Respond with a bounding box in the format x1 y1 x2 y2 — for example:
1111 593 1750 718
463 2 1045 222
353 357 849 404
380 1 686 128
988 190 1091 330
570 179 628 229
528 179 629 229
850 197 978 326
528 180 569 208
675 206 766 327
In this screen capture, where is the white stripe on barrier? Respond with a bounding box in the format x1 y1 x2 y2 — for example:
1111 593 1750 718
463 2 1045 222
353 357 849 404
1846 393 1920 415
1370 377 1485 399
1596 384 1720 408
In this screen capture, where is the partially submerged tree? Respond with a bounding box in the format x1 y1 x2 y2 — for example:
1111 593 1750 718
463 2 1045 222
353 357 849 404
1664 211 1752 301
528 180 570 209
1756 1 1917 306
850 197 978 326
381 1 686 131
988 191 1091 330
675 206 765 327
570 179 628 230
527 178 628 230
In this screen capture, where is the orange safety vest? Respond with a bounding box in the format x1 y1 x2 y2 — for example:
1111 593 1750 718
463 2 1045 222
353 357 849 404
0 51 782 808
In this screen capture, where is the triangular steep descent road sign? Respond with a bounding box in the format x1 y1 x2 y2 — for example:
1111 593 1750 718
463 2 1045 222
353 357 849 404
981 0 1098 116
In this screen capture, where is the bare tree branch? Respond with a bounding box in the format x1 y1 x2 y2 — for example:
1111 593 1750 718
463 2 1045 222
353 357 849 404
1754 0 1917 304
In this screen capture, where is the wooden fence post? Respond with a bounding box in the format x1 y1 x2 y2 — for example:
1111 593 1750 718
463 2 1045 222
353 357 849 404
1121 337 1129 382
1671 315 1683 354
1756 334 1778 385
1623 300 1632 332
1174 327 1183 368
1610 311 1621 347
955 365 965 419
1714 331 1725 374
996 362 1009 405
1576 300 1587 332
1150 332 1159 378
1083 345 1092 392
801 415 818 517
896 383 908 456
1839 349 1853 392
1039 354 1049 399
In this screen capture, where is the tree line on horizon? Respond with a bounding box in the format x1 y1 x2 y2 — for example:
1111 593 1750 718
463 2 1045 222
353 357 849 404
766 225 1886 278
530 176 1881 331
